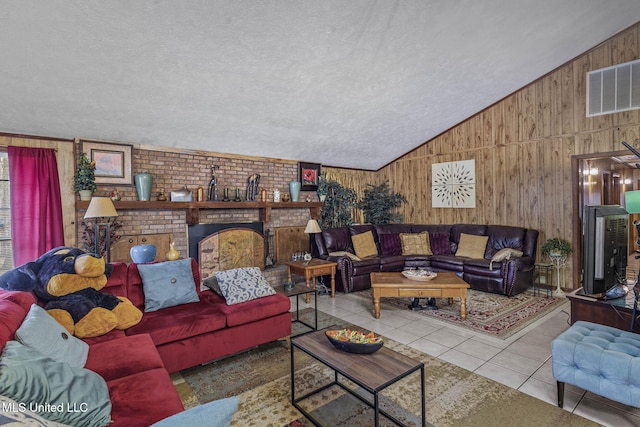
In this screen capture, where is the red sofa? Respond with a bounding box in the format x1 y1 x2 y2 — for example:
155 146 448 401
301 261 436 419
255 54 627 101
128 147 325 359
0 258 292 426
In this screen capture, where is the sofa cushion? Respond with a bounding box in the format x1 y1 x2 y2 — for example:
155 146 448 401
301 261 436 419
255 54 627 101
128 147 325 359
125 299 226 346
85 334 165 382
138 259 201 312
378 233 402 256
207 292 291 327
16 304 89 368
400 232 432 255
352 231 378 258
214 267 276 305
429 232 452 255
455 233 489 258
0 341 112 427
322 227 354 253
107 367 184 427
0 299 29 352
484 225 527 258
151 396 239 427
101 262 129 298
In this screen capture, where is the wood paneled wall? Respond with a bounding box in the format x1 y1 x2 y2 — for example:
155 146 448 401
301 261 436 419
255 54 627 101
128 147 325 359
372 23 640 289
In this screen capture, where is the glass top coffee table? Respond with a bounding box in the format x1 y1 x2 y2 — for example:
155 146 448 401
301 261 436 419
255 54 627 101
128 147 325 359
290 328 425 427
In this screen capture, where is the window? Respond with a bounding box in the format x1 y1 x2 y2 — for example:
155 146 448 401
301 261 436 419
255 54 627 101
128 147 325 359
0 150 12 275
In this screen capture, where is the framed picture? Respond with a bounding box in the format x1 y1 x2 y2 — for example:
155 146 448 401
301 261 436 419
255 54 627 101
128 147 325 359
298 162 321 191
79 139 133 185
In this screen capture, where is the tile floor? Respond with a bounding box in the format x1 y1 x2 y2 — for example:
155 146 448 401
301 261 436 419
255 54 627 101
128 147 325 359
291 291 640 427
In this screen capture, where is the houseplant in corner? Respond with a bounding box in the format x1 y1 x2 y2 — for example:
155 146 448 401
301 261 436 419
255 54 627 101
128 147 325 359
541 237 572 297
357 180 407 224
73 151 97 201
316 171 328 202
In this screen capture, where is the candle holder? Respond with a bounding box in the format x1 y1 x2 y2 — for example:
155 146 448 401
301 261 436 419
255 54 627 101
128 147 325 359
234 187 242 202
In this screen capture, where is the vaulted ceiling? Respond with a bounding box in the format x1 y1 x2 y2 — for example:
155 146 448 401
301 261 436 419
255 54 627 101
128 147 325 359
1 1 640 170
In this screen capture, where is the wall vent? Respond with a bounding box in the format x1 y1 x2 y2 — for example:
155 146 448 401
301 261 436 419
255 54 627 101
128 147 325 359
587 59 640 117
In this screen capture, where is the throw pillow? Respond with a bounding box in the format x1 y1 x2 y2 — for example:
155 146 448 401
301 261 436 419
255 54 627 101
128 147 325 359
379 233 402 256
138 258 200 313
328 251 362 261
15 304 89 368
0 341 111 427
455 233 489 258
429 232 452 255
214 267 275 305
489 248 524 270
150 396 239 427
351 231 378 258
399 232 432 255
202 275 222 295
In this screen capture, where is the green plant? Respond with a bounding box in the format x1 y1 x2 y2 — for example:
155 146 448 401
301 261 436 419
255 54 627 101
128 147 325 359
541 237 573 257
316 171 328 196
320 180 357 229
73 152 97 192
357 180 407 224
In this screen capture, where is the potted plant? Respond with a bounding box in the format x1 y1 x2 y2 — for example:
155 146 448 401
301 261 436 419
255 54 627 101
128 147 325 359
316 171 328 202
73 152 97 200
357 180 407 224
320 179 357 229
541 237 573 258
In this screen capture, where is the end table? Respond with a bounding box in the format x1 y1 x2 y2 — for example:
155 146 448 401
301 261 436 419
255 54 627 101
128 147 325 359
285 259 337 303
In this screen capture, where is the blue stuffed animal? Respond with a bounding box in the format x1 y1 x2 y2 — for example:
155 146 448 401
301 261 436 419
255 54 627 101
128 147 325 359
0 246 142 338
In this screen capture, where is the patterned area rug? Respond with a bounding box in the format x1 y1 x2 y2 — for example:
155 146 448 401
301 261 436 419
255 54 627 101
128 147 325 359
352 288 567 339
171 310 596 427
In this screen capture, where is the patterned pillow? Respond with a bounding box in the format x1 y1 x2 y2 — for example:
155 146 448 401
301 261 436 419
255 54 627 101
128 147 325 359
379 234 402 256
399 232 432 255
214 267 276 305
429 232 452 255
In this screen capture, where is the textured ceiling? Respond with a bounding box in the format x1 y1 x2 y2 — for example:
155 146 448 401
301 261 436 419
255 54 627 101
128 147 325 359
1 1 640 170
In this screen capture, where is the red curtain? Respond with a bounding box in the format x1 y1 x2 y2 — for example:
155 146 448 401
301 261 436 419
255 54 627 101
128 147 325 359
8 146 64 265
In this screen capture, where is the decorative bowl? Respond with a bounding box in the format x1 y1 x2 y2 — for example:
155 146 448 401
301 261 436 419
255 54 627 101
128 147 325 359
402 270 437 281
325 329 383 354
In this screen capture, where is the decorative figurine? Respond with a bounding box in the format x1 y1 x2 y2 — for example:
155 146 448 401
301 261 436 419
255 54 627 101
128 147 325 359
246 173 260 201
207 164 219 201
110 188 121 201
157 189 167 201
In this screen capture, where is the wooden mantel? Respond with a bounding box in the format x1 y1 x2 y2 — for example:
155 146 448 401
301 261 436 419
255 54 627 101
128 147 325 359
76 200 323 224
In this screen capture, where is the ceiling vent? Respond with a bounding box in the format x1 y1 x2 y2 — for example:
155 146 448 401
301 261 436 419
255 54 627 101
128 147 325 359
587 59 640 117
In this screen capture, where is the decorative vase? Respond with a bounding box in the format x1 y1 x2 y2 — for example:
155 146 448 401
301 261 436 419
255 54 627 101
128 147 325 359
166 242 180 261
134 173 153 201
318 194 327 202
78 190 92 201
130 244 156 263
289 181 301 202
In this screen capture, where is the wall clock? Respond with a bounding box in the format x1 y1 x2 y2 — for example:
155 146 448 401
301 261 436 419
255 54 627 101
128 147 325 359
432 160 476 208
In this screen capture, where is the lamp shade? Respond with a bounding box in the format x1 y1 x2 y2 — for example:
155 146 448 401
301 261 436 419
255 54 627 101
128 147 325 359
625 191 640 214
304 219 321 234
84 197 118 218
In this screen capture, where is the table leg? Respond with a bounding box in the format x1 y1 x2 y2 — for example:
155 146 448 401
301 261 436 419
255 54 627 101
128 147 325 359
330 270 335 298
305 274 312 304
287 267 292 284
373 293 381 319
460 296 467 320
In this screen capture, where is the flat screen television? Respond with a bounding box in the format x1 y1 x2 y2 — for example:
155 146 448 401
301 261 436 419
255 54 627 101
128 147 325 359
582 205 628 297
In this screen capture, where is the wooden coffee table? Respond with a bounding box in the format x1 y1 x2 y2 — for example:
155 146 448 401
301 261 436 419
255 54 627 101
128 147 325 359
291 328 425 427
370 272 470 320
286 259 337 303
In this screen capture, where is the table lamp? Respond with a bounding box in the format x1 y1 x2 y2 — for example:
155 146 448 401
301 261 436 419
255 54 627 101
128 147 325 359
84 197 119 262
304 219 322 256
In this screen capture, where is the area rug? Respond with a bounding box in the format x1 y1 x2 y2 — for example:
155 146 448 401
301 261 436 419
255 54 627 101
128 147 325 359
171 310 596 427
351 288 567 339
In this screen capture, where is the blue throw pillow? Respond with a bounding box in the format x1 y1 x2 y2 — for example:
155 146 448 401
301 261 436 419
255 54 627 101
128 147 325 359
214 267 275 305
0 341 112 427
150 396 238 427
138 258 200 312
15 304 89 368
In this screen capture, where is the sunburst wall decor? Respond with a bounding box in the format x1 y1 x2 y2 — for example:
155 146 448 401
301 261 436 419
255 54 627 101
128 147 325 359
432 160 476 208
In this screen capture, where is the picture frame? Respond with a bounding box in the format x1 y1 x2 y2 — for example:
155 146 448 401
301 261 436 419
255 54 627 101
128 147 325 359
79 139 133 185
298 162 321 191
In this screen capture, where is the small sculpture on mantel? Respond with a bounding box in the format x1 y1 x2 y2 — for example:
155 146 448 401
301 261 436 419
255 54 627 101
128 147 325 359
208 164 220 201
246 174 260 201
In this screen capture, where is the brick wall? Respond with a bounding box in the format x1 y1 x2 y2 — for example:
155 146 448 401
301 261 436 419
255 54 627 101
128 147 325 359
76 147 317 258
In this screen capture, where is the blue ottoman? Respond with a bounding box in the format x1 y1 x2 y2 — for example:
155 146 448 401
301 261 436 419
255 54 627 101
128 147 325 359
552 321 640 408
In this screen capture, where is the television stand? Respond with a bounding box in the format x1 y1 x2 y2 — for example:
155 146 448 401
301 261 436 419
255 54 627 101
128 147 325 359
566 287 638 333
